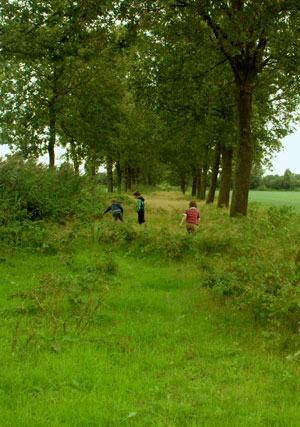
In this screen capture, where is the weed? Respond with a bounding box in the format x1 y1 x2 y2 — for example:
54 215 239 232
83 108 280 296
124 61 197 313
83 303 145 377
7 271 112 352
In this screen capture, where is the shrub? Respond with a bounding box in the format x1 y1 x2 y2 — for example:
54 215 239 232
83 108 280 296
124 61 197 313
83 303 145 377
7 269 113 352
0 156 82 223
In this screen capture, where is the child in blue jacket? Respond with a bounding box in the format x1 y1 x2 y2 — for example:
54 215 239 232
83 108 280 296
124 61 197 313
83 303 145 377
103 199 124 222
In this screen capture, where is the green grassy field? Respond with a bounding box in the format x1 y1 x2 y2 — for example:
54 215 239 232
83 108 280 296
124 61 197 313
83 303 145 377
249 190 300 211
1 249 300 426
1 191 300 426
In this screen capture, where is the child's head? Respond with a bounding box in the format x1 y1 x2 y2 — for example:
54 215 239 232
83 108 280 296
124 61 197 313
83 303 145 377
189 201 197 208
133 190 140 198
111 198 118 204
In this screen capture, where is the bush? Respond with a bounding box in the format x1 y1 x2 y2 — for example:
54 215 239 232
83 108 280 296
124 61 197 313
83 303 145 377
0 157 113 248
0 156 82 223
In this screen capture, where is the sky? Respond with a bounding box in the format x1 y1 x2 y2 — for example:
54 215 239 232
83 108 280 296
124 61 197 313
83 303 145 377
265 124 300 175
0 125 299 175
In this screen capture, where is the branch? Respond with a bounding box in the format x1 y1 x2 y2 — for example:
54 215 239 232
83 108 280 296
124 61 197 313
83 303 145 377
201 13 237 75
252 34 268 73
170 0 189 7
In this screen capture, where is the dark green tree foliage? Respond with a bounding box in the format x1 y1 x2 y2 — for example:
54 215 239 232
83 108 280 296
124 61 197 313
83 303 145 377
1 0 300 206
58 47 125 177
249 165 264 190
125 14 230 194
0 0 114 166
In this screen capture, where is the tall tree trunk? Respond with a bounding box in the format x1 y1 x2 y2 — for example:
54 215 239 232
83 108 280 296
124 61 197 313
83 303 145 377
48 99 56 168
180 174 187 195
135 168 141 184
191 171 197 197
132 168 136 185
125 166 132 192
116 159 122 192
128 166 132 190
148 173 153 186
70 140 80 174
106 154 113 193
85 149 97 176
74 163 79 174
217 146 233 208
200 161 208 200
196 168 202 199
90 164 96 176
206 142 221 204
230 83 253 217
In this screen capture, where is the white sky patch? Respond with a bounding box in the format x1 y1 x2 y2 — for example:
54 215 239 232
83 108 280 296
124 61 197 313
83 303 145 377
265 124 300 175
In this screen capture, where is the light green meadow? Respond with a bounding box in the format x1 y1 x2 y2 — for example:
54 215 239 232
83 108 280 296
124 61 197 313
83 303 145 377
249 190 300 211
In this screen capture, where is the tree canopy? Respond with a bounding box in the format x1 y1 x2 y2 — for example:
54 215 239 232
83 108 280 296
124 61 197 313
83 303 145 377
1 0 300 215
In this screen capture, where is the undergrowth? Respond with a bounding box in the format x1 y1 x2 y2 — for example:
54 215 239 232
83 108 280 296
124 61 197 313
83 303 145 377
1 160 300 350
91 204 300 350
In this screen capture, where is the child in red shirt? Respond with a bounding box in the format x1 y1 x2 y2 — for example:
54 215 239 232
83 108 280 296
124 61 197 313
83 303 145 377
180 201 200 234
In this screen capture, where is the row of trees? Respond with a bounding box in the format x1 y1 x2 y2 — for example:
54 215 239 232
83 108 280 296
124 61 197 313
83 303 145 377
250 168 300 191
1 1 300 216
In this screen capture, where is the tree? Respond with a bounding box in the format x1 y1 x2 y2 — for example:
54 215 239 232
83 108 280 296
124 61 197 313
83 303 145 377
283 168 294 190
0 0 114 166
250 165 264 189
119 0 300 215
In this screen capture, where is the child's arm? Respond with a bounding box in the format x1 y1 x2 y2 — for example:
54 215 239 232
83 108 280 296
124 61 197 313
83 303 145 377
103 206 112 215
136 199 142 212
180 215 186 227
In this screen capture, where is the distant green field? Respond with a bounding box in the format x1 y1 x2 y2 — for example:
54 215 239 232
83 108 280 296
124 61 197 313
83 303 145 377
248 190 300 211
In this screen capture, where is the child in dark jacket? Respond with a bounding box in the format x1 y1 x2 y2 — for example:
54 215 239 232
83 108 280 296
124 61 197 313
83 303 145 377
133 190 145 224
103 199 124 222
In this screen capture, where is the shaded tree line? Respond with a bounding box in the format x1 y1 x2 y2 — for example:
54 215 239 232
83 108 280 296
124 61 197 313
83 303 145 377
1 1 300 216
251 168 300 191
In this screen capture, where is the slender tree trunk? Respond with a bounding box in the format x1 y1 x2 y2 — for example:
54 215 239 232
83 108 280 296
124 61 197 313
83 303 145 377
90 164 96 176
196 168 202 199
74 163 79 174
217 146 233 208
148 173 153 186
135 168 141 184
206 142 221 204
125 168 129 192
48 99 56 168
230 83 253 217
128 166 132 190
70 140 80 174
106 154 113 193
85 149 97 176
180 174 187 194
192 171 197 197
125 166 132 192
116 159 122 192
132 168 136 185
200 161 208 200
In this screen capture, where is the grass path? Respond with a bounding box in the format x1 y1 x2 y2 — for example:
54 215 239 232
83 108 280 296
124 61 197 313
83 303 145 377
1 250 300 426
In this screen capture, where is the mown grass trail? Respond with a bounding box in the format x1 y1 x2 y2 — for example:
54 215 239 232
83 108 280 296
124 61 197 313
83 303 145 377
1 248 300 426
